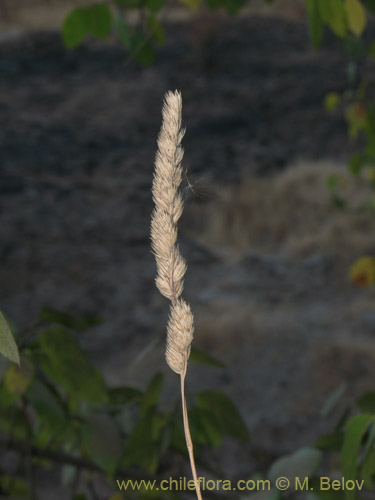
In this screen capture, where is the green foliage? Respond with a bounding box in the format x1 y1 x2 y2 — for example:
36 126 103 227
62 4 113 48
308 0 375 254
318 0 347 38
357 392 375 413
0 474 29 497
206 0 247 15
145 0 165 13
0 311 20 365
306 0 323 49
326 173 346 208
4 356 34 397
35 326 108 404
61 0 253 64
305 0 369 49
195 389 250 442
82 412 123 475
39 307 102 332
115 15 155 66
315 430 344 451
27 379 67 436
189 345 226 369
0 310 249 498
342 414 374 499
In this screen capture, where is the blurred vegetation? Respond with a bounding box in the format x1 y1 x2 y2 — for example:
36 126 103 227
2 310 375 498
0 309 249 498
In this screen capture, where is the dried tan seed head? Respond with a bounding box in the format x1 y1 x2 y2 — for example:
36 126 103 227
166 299 194 374
151 90 194 373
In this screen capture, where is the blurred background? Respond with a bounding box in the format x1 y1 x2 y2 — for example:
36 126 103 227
0 1 375 499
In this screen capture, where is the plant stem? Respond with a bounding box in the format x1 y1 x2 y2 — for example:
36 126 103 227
180 362 203 500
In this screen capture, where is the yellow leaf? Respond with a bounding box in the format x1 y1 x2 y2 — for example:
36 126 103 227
365 166 375 183
345 0 366 36
324 92 340 112
349 256 375 287
4 357 34 396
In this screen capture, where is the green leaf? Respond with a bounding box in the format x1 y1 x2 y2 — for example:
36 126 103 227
180 406 225 450
36 326 108 404
4 357 34 396
189 345 226 369
39 307 102 332
362 421 375 461
27 379 66 434
124 407 157 471
357 392 375 413
82 413 123 475
327 173 340 191
360 447 375 489
115 15 133 51
315 431 344 451
0 382 19 407
0 406 28 439
62 7 88 48
306 0 323 49
318 0 347 37
108 386 143 406
195 389 249 442
62 4 112 48
147 14 165 45
140 372 163 415
342 414 374 500
0 311 20 365
326 174 347 208
0 474 29 497
365 0 375 12
146 0 165 13
268 448 322 483
133 35 155 66
114 17 155 66
206 0 246 15
86 3 113 40
170 416 187 454
345 0 366 36
348 153 364 176
193 407 224 448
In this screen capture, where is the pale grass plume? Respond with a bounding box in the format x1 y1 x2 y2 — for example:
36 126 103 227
151 90 193 375
151 90 202 500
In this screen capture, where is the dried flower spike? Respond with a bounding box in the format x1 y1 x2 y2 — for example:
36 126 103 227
151 90 202 500
151 90 194 375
